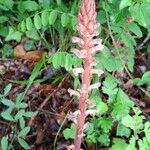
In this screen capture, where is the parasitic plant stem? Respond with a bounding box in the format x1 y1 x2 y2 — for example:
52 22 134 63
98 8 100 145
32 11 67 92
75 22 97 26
68 0 104 149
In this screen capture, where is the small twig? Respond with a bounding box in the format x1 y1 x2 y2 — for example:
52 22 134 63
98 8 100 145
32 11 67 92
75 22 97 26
136 30 150 51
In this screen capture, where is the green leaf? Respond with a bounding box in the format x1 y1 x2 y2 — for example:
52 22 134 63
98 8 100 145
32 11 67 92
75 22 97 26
1 108 14 121
147 42 150 53
102 75 118 96
52 52 60 68
71 16 77 28
15 93 24 105
97 101 108 115
16 102 28 109
0 0 14 10
117 123 131 137
24 40 36 51
18 126 30 137
1 44 13 59
1 99 15 107
129 3 150 27
4 84 12 96
1 136 8 150
126 22 143 37
120 0 132 10
111 138 127 150
17 137 30 150
49 10 57 25
0 16 8 23
3 84 12 95
63 124 76 140
134 71 150 86
61 13 69 27
5 28 22 42
122 115 136 130
99 117 113 132
111 89 134 119
21 21 26 32
15 110 25 121
26 29 40 40
19 117 26 129
21 1 38 12
26 17 33 31
23 111 35 118
65 54 72 71
34 14 42 30
41 10 49 26
141 71 150 85
39 0 51 9
98 133 110 146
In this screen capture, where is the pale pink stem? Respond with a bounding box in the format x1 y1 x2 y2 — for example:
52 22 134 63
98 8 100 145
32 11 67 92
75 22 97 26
74 44 92 149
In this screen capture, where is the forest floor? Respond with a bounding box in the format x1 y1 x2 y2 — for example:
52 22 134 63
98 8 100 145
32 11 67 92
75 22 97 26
0 42 150 150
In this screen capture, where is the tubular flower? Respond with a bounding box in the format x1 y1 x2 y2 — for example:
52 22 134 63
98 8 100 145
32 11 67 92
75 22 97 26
68 0 104 149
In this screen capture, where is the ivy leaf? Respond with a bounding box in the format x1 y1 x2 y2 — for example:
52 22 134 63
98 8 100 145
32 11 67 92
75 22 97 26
63 124 76 140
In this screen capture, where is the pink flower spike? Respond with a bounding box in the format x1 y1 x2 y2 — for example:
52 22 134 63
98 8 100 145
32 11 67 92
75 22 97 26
91 44 104 54
91 69 104 77
83 122 89 130
89 39 102 47
67 110 81 124
67 145 75 150
88 82 101 91
72 67 84 76
86 99 94 106
72 37 84 47
86 109 98 116
71 48 87 59
68 88 80 98
90 59 98 67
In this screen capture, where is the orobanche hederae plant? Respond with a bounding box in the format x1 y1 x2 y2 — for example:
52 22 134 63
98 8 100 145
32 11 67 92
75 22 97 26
67 0 104 149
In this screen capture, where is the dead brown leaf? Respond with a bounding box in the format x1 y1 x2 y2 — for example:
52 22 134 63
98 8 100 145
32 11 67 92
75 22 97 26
24 50 44 62
14 44 26 58
14 43 44 62
38 84 55 93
